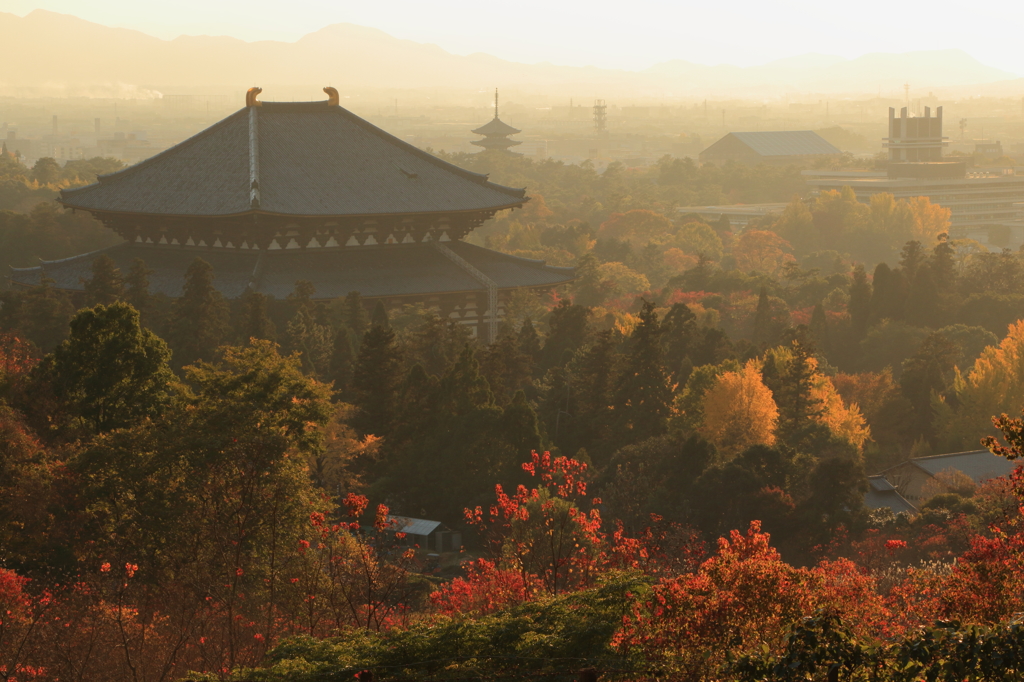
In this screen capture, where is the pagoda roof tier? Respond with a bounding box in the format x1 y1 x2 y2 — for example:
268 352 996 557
472 117 522 136
471 137 523 149
60 100 526 219
9 241 573 300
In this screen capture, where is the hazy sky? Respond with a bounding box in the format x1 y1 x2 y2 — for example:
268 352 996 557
7 0 1022 75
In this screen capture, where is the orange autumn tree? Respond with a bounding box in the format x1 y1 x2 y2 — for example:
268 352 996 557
906 195 951 244
733 230 794 276
699 360 779 459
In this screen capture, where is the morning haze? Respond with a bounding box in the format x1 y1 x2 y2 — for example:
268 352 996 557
7 2 1024 681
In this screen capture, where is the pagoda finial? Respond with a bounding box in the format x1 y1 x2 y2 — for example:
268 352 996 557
495 88 499 119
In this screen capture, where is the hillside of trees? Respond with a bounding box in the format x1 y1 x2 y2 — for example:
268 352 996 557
5 153 1024 679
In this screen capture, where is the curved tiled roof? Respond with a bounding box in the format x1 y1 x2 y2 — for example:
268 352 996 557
60 100 526 218
8 241 573 300
472 117 521 136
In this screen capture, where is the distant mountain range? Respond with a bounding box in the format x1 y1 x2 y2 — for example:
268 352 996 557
0 10 1018 97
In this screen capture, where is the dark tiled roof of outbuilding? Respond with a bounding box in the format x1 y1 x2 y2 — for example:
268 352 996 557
8 241 574 300
864 475 917 515
60 100 526 218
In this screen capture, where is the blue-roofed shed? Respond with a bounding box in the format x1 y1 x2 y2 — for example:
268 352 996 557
699 131 840 165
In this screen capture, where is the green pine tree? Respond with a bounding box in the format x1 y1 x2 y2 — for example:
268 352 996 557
370 300 390 329
123 258 153 322
752 286 773 345
848 264 872 338
662 303 697 388
238 290 276 343
83 254 124 307
517 317 543 368
774 339 826 450
339 291 370 340
809 303 832 357
351 323 403 437
611 300 671 447
166 258 230 368
327 326 356 400
37 302 173 434
541 299 592 370
480 328 533 405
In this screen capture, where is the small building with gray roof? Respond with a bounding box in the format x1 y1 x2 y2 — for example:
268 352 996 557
879 450 1016 503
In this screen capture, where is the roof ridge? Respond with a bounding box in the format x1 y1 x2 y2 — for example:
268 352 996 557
911 449 992 460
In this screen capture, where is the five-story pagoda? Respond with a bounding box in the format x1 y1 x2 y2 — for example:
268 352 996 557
471 89 522 155
10 87 572 341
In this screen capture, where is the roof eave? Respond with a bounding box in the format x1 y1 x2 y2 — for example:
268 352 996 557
56 200 528 220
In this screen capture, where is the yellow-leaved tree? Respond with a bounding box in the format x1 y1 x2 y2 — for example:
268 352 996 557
906 195 951 244
699 360 779 459
810 372 871 451
936 320 1024 451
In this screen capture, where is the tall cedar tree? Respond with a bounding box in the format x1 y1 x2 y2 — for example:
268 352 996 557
662 303 698 388
809 303 832 357
123 258 153 322
848 265 871 339
773 339 826 450
351 323 403 437
286 280 328 374
612 300 671 448
36 302 173 434
541 299 592 370
480 328 533 405
517 317 543 370
340 291 370 340
905 263 941 328
752 286 773 346
899 240 926 282
870 262 905 323
570 329 619 463
900 332 960 443
327 326 356 400
83 254 124 307
166 258 230 368
370 300 390 329
238 290 276 343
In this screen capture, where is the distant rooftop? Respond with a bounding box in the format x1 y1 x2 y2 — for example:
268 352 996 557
907 449 1016 485
729 131 841 157
865 475 917 515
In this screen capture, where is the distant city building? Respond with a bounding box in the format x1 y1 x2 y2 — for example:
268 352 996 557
698 130 840 166
471 89 522 155
975 140 1004 157
805 106 1024 249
